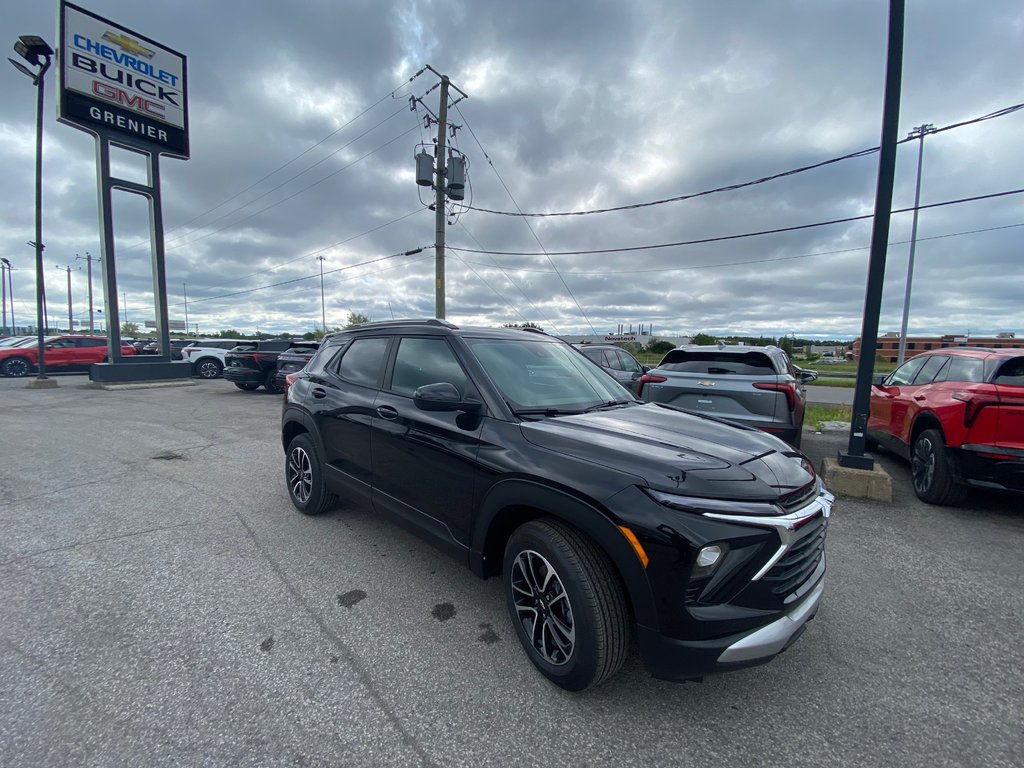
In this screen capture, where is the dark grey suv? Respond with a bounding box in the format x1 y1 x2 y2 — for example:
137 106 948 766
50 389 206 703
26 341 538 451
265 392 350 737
638 344 815 447
281 321 832 691
573 343 648 394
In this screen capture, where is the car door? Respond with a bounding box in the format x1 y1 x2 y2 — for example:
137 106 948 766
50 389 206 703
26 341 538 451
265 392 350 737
43 339 76 368
312 336 391 505
370 335 485 551
868 355 929 444
611 348 645 394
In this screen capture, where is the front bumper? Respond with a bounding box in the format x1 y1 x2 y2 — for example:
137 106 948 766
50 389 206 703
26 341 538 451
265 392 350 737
638 577 824 681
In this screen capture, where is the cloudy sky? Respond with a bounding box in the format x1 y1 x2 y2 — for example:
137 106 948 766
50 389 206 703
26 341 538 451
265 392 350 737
2 0 1022 341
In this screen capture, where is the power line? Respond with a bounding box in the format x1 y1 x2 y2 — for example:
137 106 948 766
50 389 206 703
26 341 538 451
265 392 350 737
457 222 1024 276
175 247 429 306
448 188 1024 257
464 101 1024 218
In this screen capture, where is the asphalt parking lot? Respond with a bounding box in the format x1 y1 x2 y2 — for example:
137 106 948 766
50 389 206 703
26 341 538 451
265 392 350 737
1 374 1021 767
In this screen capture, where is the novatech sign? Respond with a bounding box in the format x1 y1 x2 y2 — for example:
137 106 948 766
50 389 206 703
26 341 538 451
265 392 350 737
58 1 189 158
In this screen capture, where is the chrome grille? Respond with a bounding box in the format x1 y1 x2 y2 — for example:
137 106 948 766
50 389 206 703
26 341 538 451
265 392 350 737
761 513 827 601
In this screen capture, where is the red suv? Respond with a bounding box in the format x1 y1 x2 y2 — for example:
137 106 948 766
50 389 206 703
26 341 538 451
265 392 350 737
0 335 135 377
867 348 1024 504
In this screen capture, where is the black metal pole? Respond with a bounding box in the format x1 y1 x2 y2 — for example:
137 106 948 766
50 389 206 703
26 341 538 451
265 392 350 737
839 0 905 470
33 61 48 379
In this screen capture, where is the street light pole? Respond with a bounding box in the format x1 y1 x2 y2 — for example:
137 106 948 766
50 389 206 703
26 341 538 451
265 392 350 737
55 265 80 332
183 282 189 337
9 34 54 385
896 123 937 366
0 259 9 335
76 251 98 335
317 255 326 334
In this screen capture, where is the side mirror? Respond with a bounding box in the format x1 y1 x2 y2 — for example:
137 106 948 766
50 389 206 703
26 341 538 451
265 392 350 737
871 374 886 386
642 365 651 373
413 382 482 413
798 369 818 383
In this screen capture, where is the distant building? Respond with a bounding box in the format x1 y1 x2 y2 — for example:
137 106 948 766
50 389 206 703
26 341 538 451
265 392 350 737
851 332 1021 363
559 333 691 348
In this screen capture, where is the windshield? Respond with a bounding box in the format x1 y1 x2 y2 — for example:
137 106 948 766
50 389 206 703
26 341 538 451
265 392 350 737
466 337 631 412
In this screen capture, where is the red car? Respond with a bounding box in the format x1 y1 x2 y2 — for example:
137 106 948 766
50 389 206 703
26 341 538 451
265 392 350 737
0 335 135 377
867 347 1024 504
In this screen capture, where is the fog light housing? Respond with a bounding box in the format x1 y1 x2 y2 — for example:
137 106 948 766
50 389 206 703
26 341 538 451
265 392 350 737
691 543 729 581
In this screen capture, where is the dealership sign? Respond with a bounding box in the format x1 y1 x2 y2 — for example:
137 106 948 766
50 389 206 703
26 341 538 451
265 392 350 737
58 1 189 158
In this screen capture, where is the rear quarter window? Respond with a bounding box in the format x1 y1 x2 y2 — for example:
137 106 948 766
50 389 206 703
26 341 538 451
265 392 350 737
993 357 1024 386
945 356 985 383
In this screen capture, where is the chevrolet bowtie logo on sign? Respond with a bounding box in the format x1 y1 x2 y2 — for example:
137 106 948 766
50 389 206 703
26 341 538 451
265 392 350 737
101 31 154 59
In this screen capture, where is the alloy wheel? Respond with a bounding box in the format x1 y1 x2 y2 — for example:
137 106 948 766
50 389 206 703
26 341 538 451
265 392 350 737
287 445 313 504
3 358 30 377
912 434 936 495
510 549 575 665
197 360 221 378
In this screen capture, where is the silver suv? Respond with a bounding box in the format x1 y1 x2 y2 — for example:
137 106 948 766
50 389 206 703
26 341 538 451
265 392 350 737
638 343 815 447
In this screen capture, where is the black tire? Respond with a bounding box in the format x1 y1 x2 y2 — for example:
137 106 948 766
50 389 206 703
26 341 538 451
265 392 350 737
865 434 880 452
2 356 32 378
503 519 629 692
911 428 967 506
195 358 223 379
264 369 284 394
234 382 260 391
285 433 337 516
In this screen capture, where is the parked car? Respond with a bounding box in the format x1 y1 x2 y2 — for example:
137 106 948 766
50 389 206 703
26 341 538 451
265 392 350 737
181 339 246 379
573 343 648 394
281 320 833 691
271 342 319 390
867 347 1024 505
0 335 135 377
224 339 294 392
141 338 193 360
638 344 815 447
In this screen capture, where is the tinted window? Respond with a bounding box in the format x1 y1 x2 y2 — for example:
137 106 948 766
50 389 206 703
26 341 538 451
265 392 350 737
993 357 1024 386
391 337 467 397
80 338 106 347
945 356 985 383
337 338 389 387
911 355 949 385
614 349 642 373
580 348 604 365
887 356 927 385
659 350 775 376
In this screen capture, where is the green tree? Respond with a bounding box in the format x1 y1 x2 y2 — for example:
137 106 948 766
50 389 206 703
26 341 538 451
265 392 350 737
502 321 544 332
121 322 139 337
645 339 675 355
217 329 242 339
691 332 717 346
347 312 370 327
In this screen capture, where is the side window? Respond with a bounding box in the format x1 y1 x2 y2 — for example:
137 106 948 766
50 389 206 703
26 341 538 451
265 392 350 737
602 350 622 370
945 356 985 383
614 349 642 373
391 337 468 397
581 349 603 365
82 338 105 348
886 355 927 385
993 357 1024 386
911 355 949 385
336 338 389 387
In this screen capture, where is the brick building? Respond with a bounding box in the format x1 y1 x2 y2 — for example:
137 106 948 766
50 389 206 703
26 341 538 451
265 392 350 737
851 333 1022 363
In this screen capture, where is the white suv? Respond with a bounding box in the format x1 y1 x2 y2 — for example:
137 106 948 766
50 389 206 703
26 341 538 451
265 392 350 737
181 340 243 378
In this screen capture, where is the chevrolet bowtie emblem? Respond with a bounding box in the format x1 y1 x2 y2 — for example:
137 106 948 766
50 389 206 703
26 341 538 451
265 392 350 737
699 380 715 386
102 32 155 59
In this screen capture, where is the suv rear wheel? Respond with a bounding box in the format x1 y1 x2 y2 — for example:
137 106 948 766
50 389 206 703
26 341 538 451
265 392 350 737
195 358 222 379
265 369 284 394
285 433 337 515
912 428 967 506
503 519 628 692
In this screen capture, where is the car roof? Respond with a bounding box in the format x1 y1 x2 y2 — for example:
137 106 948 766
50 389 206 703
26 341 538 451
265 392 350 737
919 347 1022 359
326 319 555 343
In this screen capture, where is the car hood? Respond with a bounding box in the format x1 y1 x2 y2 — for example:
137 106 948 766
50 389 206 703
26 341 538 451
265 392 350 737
519 403 814 501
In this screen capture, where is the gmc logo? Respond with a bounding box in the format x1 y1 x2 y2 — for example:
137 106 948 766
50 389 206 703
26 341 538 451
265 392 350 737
91 81 165 117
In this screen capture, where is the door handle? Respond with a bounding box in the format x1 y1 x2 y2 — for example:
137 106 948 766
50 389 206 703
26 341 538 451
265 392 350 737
376 405 399 420
312 387 327 399
913 394 925 401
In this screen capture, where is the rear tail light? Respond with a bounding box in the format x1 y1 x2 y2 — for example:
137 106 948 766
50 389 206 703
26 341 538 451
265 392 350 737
637 373 667 396
753 381 796 411
952 391 1001 427
284 371 301 397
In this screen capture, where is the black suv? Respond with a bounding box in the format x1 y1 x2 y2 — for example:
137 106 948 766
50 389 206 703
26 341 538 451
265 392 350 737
224 339 294 392
281 320 833 691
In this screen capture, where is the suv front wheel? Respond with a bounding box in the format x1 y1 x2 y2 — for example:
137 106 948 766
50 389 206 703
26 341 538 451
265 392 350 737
503 519 629 692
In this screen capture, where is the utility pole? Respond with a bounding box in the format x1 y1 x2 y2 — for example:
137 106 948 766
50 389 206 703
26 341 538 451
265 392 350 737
896 123 937 365
55 264 80 332
76 251 99 335
434 75 450 319
183 282 189 337
317 255 326 333
0 258 9 335
122 291 128 324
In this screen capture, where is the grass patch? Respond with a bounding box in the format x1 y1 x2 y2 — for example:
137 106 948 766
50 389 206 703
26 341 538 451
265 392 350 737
805 403 852 430
814 377 857 388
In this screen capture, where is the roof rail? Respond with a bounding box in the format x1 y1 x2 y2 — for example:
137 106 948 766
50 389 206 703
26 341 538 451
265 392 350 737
518 326 547 335
347 318 459 330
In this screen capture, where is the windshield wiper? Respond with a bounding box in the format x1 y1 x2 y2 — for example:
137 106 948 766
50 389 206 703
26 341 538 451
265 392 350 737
583 400 635 412
513 407 586 418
